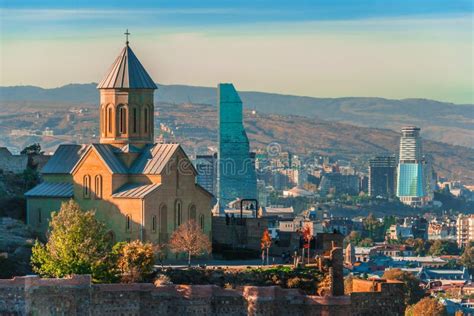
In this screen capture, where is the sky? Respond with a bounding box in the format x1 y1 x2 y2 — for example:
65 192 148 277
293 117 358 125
0 0 473 104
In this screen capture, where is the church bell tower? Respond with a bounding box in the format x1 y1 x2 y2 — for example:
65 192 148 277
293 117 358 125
98 31 157 148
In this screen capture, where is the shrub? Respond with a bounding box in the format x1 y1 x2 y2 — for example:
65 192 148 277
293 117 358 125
154 274 172 286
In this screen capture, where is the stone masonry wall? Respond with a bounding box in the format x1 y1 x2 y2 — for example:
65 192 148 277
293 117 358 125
0 147 28 174
0 275 354 316
350 279 405 316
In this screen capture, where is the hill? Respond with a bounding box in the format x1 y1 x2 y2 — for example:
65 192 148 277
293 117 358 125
1 83 473 147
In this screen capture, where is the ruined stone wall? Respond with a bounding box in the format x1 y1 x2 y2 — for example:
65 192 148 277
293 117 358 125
0 275 354 316
350 279 405 316
0 147 28 174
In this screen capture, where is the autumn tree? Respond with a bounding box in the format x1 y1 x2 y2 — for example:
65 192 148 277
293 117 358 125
261 228 272 265
405 297 447 316
30 200 113 282
461 243 474 275
116 240 155 283
169 220 211 266
383 269 425 305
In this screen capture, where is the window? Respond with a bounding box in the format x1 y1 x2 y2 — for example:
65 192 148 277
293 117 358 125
189 205 196 221
152 215 157 233
118 106 127 134
94 175 102 199
133 108 137 133
108 107 112 133
126 215 131 232
199 214 205 230
83 175 91 199
174 200 182 229
144 107 149 133
38 208 42 224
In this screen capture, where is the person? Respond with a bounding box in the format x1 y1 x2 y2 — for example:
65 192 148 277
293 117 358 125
261 250 265 266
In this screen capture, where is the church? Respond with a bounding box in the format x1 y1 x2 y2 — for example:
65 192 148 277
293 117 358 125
25 37 213 244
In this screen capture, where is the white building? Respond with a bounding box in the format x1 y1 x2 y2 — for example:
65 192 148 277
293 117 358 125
457 214 474 248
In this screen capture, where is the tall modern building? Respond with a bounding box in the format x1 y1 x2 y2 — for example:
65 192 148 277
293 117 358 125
369 156 397 198
396 126 427 207
195 153 217 197
216 83 257 213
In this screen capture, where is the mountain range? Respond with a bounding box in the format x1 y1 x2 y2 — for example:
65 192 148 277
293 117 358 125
1 83 473 148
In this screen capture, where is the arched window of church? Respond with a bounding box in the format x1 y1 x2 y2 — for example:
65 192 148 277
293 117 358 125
126 215 131 232
83 175 91 199
118 106 127 134
133 107 137 133
174 200 182 229
189 205 196 221
152 215 157 233
199 214 205 230
160 205 168 242
94 175 102 199
108 107 113 133
144 107 149 133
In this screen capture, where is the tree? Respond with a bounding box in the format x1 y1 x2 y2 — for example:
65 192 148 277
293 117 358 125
363 213 384 241
383 269 425 305
406 238 427 256
169 220 211 266
429 240 460 256
301 225 312 264
261 228 272 265
345 231 362 246
116 240 155 283
30 200 113 282
405 297 447 316
358 238 374 247
21 143 42 156
461 243 474 275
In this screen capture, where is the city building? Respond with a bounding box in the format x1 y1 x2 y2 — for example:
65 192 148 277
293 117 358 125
368 155 397 198
195 153 217 197
457 214 474 248
388 224 414 240
25 39 213 244
319 173 359 196
396 126 429 207
216 84 257 212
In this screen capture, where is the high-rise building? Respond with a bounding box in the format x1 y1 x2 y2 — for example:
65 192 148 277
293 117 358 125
368 156 397 198
396 126 428 207
457 214 474 248
216 84 257 213
195 153 217 197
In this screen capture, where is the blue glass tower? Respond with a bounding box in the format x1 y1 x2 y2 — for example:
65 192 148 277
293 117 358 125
217 84 257 213
396 126 427 206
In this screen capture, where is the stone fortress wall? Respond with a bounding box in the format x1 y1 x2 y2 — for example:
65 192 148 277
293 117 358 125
0 147 28 174
0 275 404 316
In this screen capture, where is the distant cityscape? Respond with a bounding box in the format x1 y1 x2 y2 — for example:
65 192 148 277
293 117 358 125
0 29 472 315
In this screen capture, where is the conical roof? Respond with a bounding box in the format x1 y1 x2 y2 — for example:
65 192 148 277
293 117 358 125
97 44 157 89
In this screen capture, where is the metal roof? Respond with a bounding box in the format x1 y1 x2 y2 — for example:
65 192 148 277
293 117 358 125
25 182 73 198
129 144 180 175
42 144 88 174
97 44 157 89
91 144 128 174
112 183 161 199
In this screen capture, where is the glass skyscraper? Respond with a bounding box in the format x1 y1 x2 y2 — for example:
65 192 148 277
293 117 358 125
216 84 257 213
396 126 428 207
